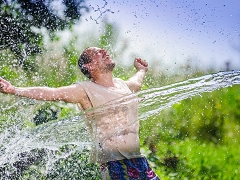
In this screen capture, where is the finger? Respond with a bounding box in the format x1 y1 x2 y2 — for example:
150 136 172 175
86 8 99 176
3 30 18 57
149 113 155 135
139 59 148 67
135 58 142 63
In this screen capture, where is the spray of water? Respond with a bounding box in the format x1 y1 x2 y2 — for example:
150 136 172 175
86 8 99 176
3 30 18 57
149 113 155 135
138 70 240 120
0 70 239 176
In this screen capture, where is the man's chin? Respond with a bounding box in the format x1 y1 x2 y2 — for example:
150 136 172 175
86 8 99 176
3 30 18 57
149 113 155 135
105 63 115 72
105 63 116 71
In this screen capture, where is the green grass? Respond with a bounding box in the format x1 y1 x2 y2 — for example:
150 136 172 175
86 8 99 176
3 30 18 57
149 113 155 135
144 139 240 180
140 85 240 180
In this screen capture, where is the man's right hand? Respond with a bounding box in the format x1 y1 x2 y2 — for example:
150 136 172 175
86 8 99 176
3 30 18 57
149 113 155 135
0 77 15 94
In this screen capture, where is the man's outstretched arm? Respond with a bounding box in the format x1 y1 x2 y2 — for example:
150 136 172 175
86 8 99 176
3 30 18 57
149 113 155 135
125 58 148 92
0 77 85 103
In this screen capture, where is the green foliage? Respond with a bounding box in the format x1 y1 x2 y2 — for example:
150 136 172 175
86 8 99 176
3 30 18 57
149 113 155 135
0 0 89 69
45 148 101 180
98 23 118 50
33 104 59 125
18 147 101 180
143 139 240 179
140 85 240 179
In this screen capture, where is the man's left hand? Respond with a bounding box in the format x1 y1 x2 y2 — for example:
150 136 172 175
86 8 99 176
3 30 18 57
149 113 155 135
134 58 148 72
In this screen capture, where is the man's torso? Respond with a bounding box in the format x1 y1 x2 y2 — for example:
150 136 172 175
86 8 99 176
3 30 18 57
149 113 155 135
76 78 143 163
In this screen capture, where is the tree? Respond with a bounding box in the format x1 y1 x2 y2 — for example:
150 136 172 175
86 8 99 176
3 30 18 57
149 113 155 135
0 0 89 67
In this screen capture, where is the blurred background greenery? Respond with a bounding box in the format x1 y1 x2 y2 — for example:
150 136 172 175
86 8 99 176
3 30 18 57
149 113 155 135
0 0 239 179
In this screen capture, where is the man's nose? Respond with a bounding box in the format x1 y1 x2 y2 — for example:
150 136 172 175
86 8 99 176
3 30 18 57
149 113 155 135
100 49 107 55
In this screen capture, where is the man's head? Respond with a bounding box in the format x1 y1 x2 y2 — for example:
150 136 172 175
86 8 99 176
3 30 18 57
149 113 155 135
78 47 115 79
78 48 92 79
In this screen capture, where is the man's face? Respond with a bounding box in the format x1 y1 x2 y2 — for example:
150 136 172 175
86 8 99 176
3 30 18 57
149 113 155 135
86 47 115 73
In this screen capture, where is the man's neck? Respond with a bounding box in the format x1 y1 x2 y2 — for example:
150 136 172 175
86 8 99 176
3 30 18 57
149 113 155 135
91 73 115 88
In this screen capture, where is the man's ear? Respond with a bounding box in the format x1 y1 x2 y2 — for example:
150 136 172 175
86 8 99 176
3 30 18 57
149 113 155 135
85 64 93 71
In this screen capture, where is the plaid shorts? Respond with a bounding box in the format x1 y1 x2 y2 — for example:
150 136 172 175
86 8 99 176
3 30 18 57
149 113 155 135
100 157 160 180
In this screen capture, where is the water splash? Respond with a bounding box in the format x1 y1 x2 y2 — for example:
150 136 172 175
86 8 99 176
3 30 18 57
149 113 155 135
138 70 240 120
0 70 240 176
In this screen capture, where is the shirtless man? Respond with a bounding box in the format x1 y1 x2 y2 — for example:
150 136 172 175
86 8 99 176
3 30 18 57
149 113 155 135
0 47 160 179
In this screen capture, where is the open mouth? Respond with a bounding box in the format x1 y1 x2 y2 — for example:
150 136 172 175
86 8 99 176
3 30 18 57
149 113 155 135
103 54 110 61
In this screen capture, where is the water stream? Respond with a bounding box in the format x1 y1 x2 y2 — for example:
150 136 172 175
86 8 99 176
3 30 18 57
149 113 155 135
138 70 240 120
0 70 240 177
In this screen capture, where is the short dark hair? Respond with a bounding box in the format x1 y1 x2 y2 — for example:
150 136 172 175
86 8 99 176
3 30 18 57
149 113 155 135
78 50 92 79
